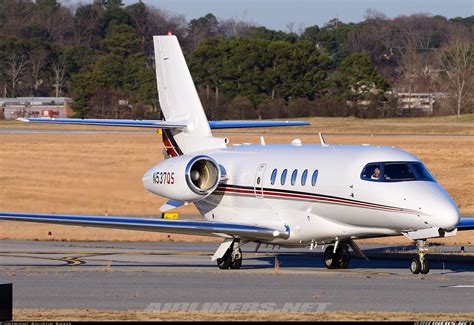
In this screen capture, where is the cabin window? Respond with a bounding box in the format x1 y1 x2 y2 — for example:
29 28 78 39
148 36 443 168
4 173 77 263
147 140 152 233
281 169 288 185
301 169 308 186
291 169 298 186
270 169 277 185
311 170 318 186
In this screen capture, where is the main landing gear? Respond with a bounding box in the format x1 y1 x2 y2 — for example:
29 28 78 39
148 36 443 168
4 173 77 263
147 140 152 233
324 242 350 269
410 239 430 274
217 240 243 270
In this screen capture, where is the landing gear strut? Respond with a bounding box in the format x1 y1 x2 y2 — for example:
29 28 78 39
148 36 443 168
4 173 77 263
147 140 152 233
217 240 243 270
324 242 350 269
410 239 430 274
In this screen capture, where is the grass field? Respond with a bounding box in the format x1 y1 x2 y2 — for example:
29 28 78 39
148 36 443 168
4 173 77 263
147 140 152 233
0 116 473 244
13 309 474 321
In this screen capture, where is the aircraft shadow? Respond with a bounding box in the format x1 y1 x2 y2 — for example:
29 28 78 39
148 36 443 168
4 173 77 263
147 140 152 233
243 251 474 273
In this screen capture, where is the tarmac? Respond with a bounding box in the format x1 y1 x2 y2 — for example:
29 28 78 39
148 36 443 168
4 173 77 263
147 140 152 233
0 240 473 312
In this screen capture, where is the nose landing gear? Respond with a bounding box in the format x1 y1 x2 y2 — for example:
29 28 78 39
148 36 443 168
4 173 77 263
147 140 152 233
410 239 430 274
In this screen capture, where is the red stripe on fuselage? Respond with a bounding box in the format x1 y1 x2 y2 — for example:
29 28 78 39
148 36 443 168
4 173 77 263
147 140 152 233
214 185 419 215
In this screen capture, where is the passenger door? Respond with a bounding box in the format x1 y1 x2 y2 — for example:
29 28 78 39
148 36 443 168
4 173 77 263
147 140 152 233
254 164 266 198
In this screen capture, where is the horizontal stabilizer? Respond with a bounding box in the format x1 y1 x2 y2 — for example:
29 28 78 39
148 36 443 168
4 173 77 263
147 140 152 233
0 212 290 240
458 218 474 230
17 118 310 129
208 120 310 129
17 118 187 129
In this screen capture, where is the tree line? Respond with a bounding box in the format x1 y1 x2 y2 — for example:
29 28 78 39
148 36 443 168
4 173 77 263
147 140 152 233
0 0 472 119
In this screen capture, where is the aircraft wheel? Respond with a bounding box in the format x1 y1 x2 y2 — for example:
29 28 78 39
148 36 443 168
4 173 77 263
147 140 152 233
420 260 430 274
324 245 338 269
217 251 232 269
230 248 243 269
217 257 231 269
337 245 350 269
410 258 421 274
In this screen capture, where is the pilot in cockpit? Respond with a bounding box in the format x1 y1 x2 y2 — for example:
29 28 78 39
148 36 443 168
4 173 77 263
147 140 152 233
371 167 381 180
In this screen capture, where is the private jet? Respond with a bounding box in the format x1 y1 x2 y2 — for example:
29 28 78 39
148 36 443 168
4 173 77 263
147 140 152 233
1 35 473 274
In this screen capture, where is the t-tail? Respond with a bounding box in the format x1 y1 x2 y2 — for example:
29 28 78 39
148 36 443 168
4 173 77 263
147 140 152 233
154 35 227 155
16 35 311 151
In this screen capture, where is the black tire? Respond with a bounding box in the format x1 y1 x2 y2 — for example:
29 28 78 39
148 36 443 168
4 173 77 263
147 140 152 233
337 247 350 269
230 248 243 269
420 260 430 274
324 245 338 269
230 257 242 269
217 250 232 269
410 258 421 274
217 257 231 269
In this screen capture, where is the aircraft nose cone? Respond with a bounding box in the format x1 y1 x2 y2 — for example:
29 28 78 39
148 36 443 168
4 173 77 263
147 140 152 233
436 199 460 229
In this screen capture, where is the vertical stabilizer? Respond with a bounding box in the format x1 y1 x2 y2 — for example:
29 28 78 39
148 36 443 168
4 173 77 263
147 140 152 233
154 35 226 154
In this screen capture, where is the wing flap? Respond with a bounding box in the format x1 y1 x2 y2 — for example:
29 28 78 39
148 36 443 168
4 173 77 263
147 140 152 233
0 212 289 240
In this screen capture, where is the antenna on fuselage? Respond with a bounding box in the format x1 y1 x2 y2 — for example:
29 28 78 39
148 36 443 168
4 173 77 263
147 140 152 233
319 133 329 147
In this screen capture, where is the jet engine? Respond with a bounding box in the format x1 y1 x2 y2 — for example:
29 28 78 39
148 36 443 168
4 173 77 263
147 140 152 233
142 155 221 202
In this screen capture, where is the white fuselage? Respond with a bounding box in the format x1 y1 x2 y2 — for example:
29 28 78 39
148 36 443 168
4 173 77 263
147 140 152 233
144 143 460 246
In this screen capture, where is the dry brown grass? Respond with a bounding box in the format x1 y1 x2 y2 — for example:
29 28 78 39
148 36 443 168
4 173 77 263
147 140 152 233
0 118 473 244
13 308 474 321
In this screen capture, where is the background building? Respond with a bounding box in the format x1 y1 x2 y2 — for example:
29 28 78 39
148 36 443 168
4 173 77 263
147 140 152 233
0 97 73 120
396 92 447 116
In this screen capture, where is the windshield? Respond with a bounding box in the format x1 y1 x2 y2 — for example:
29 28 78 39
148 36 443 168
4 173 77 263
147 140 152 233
361 162 435 182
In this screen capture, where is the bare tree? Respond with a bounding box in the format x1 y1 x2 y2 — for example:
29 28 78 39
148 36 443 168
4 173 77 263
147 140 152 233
46 7 75 45
218 18 252 37
438 39 474 115
28 49 47 96
71 4 105 47
146 8 188 54
285 22 295 34
5 54 27 97
52 60 66 97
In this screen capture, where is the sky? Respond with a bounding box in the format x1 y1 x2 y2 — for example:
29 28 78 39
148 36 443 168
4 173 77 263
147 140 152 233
120 0 474 32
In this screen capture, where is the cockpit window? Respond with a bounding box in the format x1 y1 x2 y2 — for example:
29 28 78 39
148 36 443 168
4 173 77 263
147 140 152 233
383 163 416 181
361 163 382 181
411 162 436 182
361 162 435 183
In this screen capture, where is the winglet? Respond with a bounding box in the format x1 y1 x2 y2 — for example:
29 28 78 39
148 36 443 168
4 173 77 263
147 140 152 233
16 118 30 122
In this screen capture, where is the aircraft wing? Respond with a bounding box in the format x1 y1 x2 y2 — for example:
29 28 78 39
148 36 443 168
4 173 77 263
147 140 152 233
457 218 474 230
17 118 309 129
0 212 290 241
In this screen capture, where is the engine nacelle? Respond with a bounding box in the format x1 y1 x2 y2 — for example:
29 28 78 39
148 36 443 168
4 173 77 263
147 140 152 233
142 155 221 202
